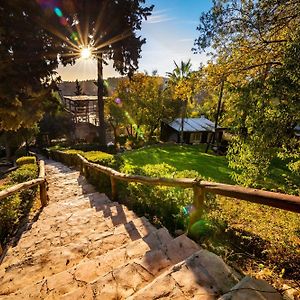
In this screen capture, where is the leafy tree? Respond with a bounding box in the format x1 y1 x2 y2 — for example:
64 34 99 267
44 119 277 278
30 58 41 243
66 0 154 145
194 0 300 188
74 80 83 96
0 1 78 158
108 73 180 142
0 0 153 156
167 60 194 143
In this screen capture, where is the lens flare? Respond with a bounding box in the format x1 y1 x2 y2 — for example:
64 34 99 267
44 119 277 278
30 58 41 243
80 47 92 59
71 32 79 42
115 98 121 104
54 7 63 17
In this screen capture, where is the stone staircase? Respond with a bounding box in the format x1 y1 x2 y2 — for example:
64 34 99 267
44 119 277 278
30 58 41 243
0 159 282 299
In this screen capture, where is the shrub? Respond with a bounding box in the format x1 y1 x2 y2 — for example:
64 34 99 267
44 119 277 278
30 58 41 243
16 156 36 166
71 143 107 152
0 185 21 243
81 151 123 169
1 163 38 244
9 163 38 183
118 163 198 233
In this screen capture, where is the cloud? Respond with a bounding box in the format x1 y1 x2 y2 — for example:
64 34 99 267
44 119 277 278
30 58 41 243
145 9 175 24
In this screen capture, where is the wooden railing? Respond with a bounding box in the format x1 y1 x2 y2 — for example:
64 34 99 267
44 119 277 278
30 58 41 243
0 159 48 255
77 154 300 213
48 150 300 214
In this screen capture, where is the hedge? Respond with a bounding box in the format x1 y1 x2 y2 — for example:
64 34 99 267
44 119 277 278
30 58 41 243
0 163 38 244
16 156 36 166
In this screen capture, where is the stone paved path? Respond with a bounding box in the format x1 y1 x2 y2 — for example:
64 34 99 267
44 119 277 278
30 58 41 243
0 158 282 299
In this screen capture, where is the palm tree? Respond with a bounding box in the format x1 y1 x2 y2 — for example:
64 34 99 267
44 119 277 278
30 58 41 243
167 60 192 144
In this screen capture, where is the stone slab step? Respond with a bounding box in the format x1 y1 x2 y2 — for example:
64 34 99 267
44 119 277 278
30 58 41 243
55 233 200 299
47 183 96 202
0 217 156 295
37 192 112 219
89 235 201 299
2 201 137 265
218 276 282 300
129 249 242 300
5 228 173 299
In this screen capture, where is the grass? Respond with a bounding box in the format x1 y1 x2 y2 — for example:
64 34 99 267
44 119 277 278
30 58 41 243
121 144 234 184
120 144 299 194
120 144 300 293
53 144 299 293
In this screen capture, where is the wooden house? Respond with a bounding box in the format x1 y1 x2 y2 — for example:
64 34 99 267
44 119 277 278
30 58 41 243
160 116 224 144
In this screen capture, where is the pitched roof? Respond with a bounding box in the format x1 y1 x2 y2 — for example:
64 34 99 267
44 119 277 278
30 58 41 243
166 116 218 132
64 95 98 101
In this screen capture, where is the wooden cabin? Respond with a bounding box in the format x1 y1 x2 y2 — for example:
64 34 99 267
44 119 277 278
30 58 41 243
160 116 224 144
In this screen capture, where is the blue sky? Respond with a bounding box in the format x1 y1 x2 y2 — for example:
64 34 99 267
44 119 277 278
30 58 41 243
57 0 212 81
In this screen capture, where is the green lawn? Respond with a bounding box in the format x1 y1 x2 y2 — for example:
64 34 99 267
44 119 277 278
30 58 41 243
120 144 299 194
121 144 234 184
120 143 300 286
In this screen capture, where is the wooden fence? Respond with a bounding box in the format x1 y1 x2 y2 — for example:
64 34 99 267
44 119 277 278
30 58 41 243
50 150 300 215
0 159 48 255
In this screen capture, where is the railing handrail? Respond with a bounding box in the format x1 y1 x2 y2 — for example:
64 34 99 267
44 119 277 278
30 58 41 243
0 159 48 255
0 177 45 201
0 160 47 206
66 152 300 214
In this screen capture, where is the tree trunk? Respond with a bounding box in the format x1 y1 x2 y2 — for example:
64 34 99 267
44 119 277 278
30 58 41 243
4 132 11 161
206 79 224 153
180 100 187 144
97 54 106 146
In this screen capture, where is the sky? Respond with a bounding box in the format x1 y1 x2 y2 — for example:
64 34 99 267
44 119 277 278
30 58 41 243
57 0 213 81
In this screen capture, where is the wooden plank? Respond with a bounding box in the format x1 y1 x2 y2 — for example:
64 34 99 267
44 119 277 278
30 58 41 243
0 178 45 201
39 160 45 178
53 152 300 214
40 181 48 207
81 157 195 188
200 181 300 213
110 176 117 201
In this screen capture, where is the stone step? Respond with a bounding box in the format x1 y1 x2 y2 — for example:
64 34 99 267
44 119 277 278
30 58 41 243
56 234 200 299
42 192 111 215
218 276 282 300
0 217 156 295
5 228 173 299
2 201 137 265
129 249 242 300
87 234 201 299
47 182 96 201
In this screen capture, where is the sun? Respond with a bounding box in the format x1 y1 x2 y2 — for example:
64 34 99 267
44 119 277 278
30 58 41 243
80 47 92 59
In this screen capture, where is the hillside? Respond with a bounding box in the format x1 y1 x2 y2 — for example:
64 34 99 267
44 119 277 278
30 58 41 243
58 77 123 96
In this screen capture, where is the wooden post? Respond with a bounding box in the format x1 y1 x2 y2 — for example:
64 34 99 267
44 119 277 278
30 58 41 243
80 158 84 175
40 180 48 207
188 185 205 232
110 176 117 201
0 243 3 256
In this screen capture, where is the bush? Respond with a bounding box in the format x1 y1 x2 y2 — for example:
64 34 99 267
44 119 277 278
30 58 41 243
81 151 123 169
9 163 38 183
1 163 38 244
16 156 36 166
0 185 21 243
118 163 199 233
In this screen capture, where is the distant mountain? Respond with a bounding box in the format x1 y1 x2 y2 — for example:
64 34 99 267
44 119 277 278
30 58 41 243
58 77 123 96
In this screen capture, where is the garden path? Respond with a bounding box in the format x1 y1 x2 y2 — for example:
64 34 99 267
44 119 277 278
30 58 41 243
0 158 282 299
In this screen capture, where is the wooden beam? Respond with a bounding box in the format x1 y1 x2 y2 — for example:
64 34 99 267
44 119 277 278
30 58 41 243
0 178 44 201
110 176 117 201
50 151 300 214
200 181 300 213
39 160 45 178
80 156 195 188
